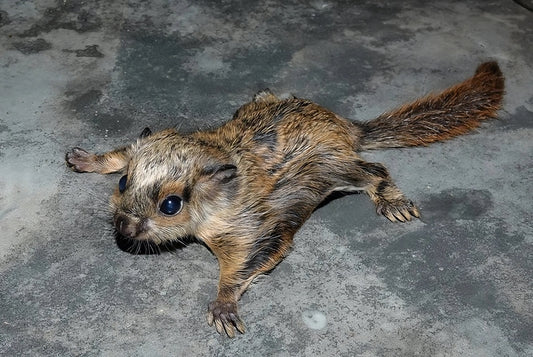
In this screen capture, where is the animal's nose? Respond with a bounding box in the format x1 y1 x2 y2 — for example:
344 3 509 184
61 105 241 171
114 214 138 238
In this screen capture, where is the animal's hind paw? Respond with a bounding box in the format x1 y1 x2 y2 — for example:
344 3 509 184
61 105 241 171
377 199 420 222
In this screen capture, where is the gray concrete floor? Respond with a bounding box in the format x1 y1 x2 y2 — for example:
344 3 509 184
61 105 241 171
1 0 532 356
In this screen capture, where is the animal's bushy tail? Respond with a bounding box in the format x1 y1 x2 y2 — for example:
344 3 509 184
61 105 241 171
360 62 504 150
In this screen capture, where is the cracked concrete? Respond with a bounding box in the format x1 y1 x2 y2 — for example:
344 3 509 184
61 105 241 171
1 0 532 355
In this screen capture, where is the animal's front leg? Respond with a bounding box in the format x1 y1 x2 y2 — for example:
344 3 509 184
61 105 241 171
65 146 131 174
206 229 295 337
207 257 248 338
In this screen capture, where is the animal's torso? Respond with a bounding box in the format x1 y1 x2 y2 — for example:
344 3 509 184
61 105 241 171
194 98 364 198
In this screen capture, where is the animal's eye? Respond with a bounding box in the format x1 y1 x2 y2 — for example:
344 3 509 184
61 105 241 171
119 175 128 193
159 195 183 216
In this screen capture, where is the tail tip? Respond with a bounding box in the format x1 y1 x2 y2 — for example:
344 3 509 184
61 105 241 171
475 61 502 76
474 61 504 91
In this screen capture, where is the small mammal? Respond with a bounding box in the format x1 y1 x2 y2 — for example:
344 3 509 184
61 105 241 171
66 62 504 337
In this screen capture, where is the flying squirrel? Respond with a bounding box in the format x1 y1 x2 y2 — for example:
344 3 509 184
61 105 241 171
66 62 504 337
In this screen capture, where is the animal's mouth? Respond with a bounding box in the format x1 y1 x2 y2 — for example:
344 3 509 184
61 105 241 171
111 212 192 254
114 231 163 255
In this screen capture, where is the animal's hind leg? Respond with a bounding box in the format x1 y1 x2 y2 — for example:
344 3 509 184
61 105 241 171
336 158 420 222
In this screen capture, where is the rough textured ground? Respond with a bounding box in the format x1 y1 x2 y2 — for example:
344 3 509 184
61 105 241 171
0 1 531 356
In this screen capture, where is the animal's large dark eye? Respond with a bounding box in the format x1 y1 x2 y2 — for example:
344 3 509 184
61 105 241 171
119 175 127 193
159 195 183 216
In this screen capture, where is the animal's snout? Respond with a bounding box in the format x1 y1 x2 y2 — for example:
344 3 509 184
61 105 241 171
114 214 145 239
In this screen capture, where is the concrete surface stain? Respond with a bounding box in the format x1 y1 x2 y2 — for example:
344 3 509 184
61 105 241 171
12 38 52 54
66 89 134 135
374 208 529 348
302 310 327 330
114 31 297 126
19 2 102 38
419 188 493 221
68 44 104 58
0 10 10 27
68 89 103 111
494 105 533 130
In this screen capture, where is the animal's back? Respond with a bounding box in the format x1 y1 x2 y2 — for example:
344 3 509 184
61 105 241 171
214 97 362 174
210 98 365 233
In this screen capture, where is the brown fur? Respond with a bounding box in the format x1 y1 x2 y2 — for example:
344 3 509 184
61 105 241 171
66 62 504 337
361 62 504 149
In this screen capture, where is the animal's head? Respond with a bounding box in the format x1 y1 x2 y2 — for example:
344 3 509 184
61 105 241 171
111 129 238 246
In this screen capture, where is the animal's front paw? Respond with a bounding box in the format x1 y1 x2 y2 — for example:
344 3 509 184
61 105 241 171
207 299 245 338
65 147 97 173
377 198 420 222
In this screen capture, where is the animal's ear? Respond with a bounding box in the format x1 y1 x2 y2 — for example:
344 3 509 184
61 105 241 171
139 127 152 138
201 164 237 184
